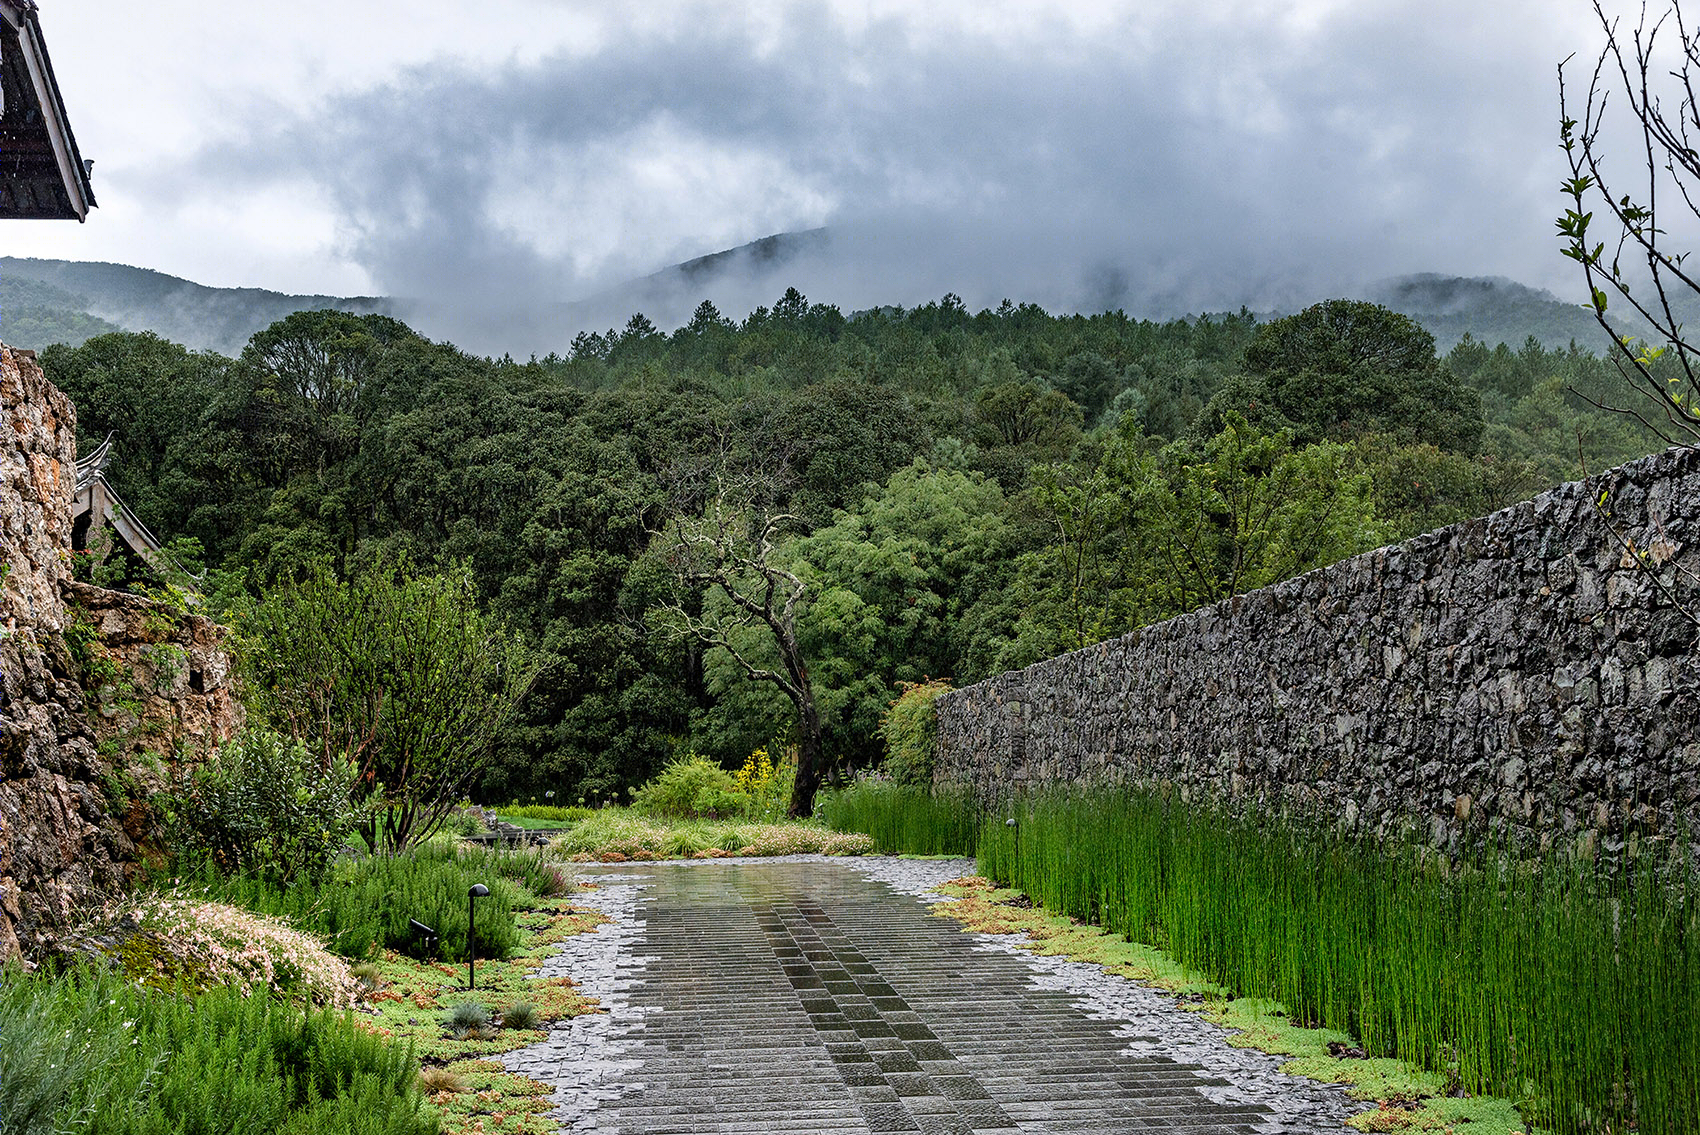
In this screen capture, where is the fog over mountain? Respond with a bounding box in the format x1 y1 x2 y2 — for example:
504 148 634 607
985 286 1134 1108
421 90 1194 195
197 0 1584 353
4 1 1620 355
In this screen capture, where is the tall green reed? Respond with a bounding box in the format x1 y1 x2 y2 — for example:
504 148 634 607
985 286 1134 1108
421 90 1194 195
975 787 1696 1135
818 781 980 856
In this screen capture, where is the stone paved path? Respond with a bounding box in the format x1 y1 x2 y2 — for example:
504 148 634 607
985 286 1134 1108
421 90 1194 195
504 857 1359 1134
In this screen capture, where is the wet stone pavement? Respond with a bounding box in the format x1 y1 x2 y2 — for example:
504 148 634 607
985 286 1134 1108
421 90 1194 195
504 857 1360 1134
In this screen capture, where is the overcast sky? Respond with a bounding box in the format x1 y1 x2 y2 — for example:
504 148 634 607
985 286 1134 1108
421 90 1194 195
3 1 1623 337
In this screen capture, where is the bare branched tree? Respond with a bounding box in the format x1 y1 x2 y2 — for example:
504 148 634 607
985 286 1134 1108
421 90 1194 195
1558 0 1700 444
649 470 828 818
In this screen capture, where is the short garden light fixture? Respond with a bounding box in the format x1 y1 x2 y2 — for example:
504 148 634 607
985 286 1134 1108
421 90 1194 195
409 918 438 959
468 883 490 989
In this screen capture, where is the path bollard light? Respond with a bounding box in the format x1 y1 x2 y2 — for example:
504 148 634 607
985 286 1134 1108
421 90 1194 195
468 883 490 989
410 918 438 959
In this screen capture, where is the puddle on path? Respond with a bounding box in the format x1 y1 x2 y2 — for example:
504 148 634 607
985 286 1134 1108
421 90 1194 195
504 856 1358 1134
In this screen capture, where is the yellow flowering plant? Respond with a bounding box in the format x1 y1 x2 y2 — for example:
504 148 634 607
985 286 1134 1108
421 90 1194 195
735 746 797 821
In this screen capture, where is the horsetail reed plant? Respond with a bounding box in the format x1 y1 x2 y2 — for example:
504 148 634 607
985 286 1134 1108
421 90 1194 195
818 780 979 856
975 787 1697 1135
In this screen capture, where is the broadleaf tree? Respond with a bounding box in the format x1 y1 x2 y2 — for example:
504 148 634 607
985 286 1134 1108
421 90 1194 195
649 473 829 818
237 558 535 852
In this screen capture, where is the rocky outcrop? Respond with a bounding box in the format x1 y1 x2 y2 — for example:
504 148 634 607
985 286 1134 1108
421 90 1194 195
65 580 241 771
935 445 1700 857
0 343 241 962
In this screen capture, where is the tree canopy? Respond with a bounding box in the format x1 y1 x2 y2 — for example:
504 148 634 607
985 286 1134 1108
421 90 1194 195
1238 299 1485 452
41 287 1666 799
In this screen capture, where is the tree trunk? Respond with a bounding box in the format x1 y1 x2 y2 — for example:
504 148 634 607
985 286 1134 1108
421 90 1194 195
787 691 826 819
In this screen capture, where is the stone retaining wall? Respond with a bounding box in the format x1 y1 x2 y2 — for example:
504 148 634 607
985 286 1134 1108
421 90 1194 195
934 445 1700 854
0 344 240 961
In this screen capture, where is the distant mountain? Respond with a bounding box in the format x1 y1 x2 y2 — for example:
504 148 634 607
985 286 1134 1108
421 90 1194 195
0 274 123 349
1363 273 1633 353
0 258 393 354
395 228 834 354
0 243 1645 363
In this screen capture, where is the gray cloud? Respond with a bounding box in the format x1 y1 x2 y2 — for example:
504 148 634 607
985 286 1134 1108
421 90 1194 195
191 1 1594 355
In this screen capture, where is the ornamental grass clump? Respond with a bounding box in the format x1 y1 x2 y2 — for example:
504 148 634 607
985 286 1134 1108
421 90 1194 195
418 1065 468 1095
501 1001 540 1030
444 1000 491 1039
554 811 873 859
194 842 554 962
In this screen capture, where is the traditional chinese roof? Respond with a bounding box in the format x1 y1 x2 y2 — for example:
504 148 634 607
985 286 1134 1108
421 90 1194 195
72 435 176 579
1 0 95 220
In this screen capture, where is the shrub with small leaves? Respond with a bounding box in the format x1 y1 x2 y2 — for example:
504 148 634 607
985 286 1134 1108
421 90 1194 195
0 967 433 1135
631 755 747 819
167 729 361 885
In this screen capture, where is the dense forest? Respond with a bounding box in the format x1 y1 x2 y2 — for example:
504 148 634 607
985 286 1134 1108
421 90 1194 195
41 289 1665 802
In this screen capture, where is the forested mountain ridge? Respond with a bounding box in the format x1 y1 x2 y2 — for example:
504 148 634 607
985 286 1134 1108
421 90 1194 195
0 274 123 349
0 241 1632 358
38 288 1667 805
1361 273 1664 353
0 257 393 353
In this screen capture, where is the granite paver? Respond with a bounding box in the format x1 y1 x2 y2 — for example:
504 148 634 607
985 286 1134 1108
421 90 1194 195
504 856 1360 1133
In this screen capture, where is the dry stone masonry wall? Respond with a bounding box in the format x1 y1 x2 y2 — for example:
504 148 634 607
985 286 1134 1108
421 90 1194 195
0 343 240 962
935 445 1700 855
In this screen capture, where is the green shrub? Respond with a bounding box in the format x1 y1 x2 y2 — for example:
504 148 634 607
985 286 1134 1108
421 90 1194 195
167 729 361 885
236 559 534 853
0 968 159 1134
631 755 747 819
196 843 547 962
879 679 952 786
0 967 435 1135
